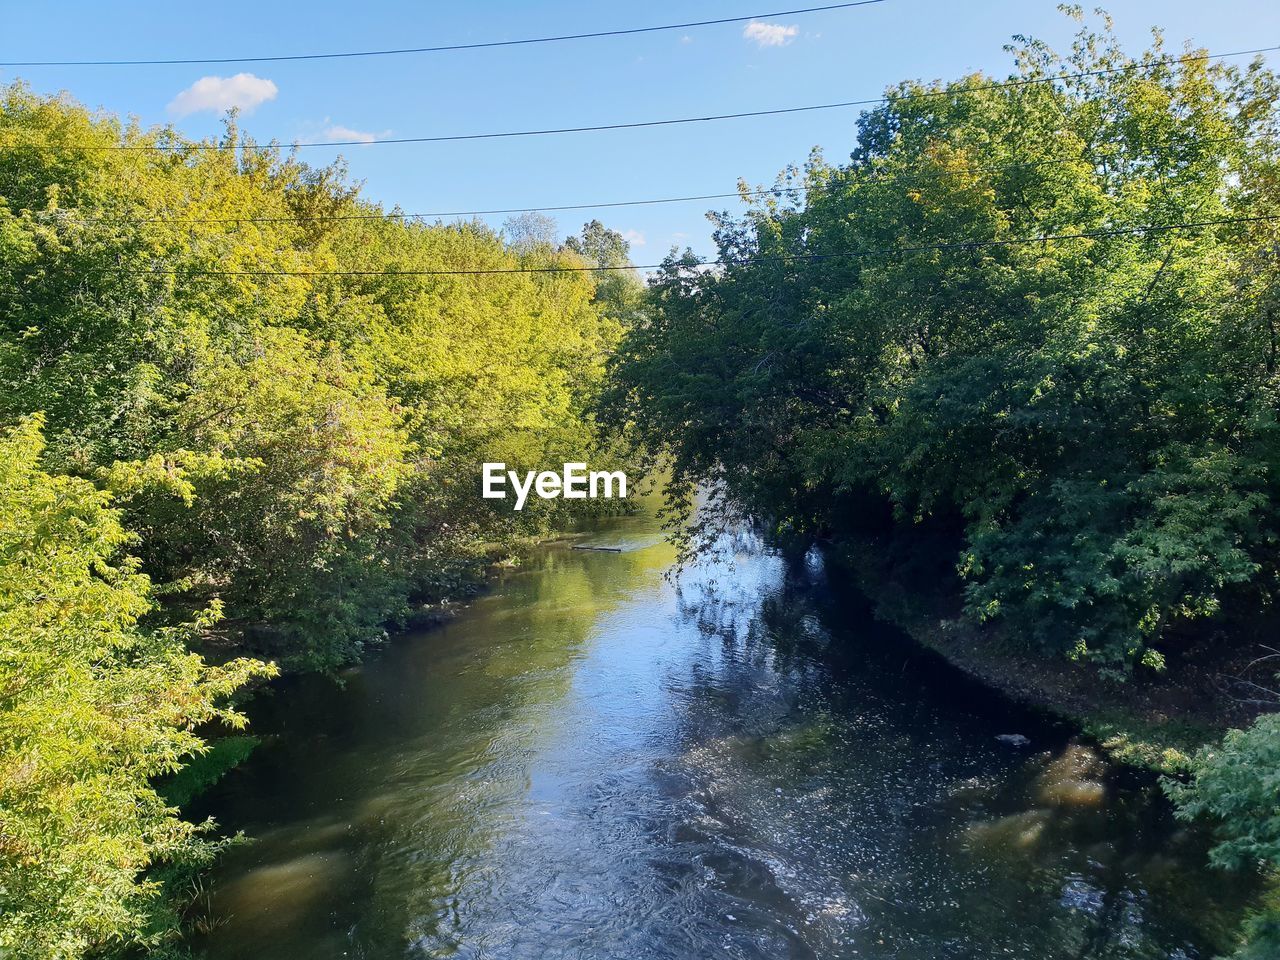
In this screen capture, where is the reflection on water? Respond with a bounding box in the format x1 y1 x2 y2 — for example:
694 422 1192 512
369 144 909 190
192 516 1251 959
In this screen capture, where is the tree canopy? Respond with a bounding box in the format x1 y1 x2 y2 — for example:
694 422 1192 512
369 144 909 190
609 13 1280 674
0 83 628 671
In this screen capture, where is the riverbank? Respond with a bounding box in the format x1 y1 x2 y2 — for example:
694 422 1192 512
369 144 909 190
827 537 1267 774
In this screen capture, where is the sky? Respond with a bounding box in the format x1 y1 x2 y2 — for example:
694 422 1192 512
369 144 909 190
4 1 1280 263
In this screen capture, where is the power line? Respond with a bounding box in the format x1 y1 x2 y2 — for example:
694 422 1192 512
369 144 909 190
10 44 1277 153
0 2 886 67
74 214 1280 277
24 131 1261 227
36 186 811 225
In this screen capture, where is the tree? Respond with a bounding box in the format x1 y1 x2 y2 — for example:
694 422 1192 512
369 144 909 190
0 417 273 959
0 83 626 670
565 219 647 332
501 211 559 251
608 12 1280 671
565 219 633 268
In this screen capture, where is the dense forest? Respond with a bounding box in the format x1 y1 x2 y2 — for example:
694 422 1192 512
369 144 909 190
608 16 1280 960
4 8 1280 960
0 85 637 957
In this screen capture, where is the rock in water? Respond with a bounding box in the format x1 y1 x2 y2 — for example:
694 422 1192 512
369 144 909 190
996 734 1031 747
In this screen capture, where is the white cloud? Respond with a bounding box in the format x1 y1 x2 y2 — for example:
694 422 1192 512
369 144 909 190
167 73 278 118
680 35 693 44
323 124 387 144
622 229 646 247
742 21 798 47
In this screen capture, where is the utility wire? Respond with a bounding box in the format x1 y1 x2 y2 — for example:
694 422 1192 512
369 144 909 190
9 44 1277 153
36 186 812 225
74 213 1280 277
0 2 886 67
24 131 1262 226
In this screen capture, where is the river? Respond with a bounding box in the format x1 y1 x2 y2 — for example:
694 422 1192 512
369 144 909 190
191 512 1252 959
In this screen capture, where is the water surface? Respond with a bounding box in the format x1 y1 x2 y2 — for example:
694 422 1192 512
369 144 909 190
193 515 1251 959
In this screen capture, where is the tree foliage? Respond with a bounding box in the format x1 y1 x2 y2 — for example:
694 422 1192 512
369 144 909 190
608 11 1280 672
1168 713 1280 959
0 417 273 959
1170 713 1280 871
0 83 627 670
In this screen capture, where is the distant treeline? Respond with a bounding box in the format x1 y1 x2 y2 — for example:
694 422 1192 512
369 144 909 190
607 14 1280 958
0 84 638 957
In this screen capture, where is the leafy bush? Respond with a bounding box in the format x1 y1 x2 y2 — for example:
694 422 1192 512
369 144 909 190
1168 715 1280 959
0 418 273 959
1168 714 1280 871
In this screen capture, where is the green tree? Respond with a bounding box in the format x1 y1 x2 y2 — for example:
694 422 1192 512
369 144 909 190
565 219 646 332
0 417 273 959
609 11 1280 671
0 68 630 958
0 83 626 670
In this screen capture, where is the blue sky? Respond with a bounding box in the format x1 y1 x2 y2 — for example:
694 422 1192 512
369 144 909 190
4 1 1279 262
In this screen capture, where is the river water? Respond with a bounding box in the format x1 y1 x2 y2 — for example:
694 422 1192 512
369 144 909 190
192 513 1252 959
